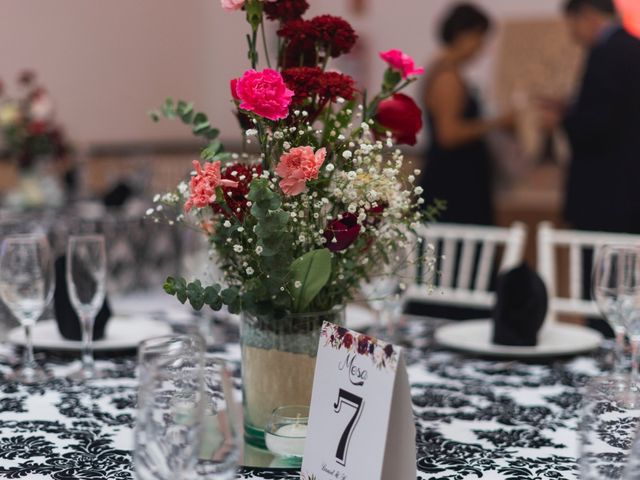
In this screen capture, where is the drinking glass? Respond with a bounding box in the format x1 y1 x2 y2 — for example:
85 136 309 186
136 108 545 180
66 234 106 380
0 235 54 383
361 265 404 340
135 334 205 480
593 245 640 382
189 356 240 479
579 376 640 479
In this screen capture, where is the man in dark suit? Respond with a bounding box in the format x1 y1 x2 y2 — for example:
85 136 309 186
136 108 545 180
540 0 640 336
544 0 640 233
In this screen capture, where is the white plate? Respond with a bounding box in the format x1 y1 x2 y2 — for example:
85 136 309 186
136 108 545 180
435 319 603 358
346 303 375 331
8 316 173 352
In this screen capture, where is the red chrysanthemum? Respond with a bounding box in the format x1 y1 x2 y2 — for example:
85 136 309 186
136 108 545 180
278 19 318 68
282 67 322 104
317 72 356 102
212 162 263 220
264 0 309 22
309 15 357 57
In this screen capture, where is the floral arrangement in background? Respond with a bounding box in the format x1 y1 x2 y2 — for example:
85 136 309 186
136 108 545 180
148 0 442 321
0 71 70 171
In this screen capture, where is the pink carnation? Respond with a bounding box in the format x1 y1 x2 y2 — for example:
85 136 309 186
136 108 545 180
379 49 424 79
220 0 244 11
275 146 326 196
235 69 294 121
185 160 239 212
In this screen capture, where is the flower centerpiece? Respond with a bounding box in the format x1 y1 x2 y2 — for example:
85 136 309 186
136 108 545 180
0 71 71 208
148 0 440 448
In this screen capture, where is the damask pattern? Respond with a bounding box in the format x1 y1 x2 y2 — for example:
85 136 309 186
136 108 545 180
0 319 608 479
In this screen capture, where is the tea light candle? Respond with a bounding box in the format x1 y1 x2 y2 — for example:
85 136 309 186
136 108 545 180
265 422 308 457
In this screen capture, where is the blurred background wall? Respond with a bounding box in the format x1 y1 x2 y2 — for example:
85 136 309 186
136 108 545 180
1 0 567 149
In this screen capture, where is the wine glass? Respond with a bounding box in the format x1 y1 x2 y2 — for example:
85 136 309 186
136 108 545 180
135 334 206 480
66 234 106 380
593 245 640 383
0 234 55 383
360 261 405 341
189 356 240 479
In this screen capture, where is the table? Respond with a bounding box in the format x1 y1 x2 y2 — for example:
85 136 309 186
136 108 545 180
0 317 605 479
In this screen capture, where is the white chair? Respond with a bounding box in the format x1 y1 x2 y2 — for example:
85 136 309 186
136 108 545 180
537 221 640 324
404 222 527 311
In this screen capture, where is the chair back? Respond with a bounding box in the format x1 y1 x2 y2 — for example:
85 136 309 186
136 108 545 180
536 222 640 324
405 222 527 310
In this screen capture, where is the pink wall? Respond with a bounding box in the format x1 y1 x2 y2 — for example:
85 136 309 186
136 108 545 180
1 0 563 147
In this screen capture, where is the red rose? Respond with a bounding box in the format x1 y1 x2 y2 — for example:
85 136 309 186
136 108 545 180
357 336 370 355
323 213 361 252
342 332 354 349
375 93 423 146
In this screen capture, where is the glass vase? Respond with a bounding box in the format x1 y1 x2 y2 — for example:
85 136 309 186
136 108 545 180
240 306 345 449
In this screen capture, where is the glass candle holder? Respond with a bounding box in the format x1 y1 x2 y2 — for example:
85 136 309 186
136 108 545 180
265 405 309 460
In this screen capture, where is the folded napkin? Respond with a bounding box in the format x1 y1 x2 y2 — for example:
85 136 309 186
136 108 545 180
492 263 548 347
103 182 134 207
53 256 111 341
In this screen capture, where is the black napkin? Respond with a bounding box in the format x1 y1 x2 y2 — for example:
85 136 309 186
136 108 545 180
103 182 133 207
54 256 111 341
492 263 548 347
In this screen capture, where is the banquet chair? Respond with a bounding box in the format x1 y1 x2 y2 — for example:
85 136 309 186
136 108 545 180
404 222 527 314
537 221 640 324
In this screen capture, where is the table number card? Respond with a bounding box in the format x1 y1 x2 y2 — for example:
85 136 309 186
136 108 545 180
301 322 416 480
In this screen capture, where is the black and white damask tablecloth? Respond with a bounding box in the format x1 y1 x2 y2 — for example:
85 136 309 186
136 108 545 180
0 318 605 480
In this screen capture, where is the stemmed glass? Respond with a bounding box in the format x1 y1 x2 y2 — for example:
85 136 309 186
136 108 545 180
135 334 206 480
361 261 405 341
593 244 640 399
66 234 106 380
0 235 55 383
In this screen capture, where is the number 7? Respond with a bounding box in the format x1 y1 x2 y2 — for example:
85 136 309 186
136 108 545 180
333 389 364 466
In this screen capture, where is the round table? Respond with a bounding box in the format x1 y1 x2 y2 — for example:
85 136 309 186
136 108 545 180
0 315 605 479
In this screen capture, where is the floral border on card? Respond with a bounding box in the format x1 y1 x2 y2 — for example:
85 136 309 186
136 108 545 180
321 321 399 372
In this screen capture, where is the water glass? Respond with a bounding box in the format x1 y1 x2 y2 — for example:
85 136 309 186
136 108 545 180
0 235 54 383
190 356 240 479
579 376 640 479
66 234 106 380
135 334 206 480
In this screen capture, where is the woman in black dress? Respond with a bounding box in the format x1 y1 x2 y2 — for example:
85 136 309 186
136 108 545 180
421 4 513 225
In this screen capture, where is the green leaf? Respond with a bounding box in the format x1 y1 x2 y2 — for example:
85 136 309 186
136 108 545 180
289 249 332 312
383 68 402 90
